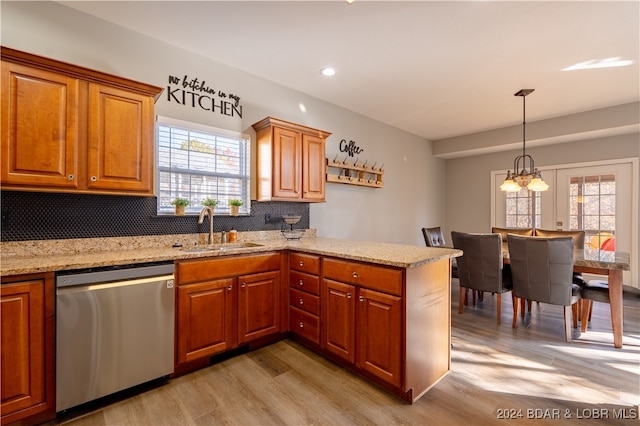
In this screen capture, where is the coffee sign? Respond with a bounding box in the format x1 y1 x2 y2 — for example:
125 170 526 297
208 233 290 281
166 74 243 118
339 139 364 157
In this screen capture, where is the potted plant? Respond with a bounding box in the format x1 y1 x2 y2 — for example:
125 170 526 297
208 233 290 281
228 199 242 216
171 197 190 216
202 198 219 210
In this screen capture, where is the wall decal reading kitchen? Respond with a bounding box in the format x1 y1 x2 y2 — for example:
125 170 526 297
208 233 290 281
166 74 243 118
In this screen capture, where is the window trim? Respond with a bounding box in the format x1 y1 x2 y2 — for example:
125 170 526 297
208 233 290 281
155 116 251 215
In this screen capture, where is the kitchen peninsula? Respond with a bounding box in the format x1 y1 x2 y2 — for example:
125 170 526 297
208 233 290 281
1 232 461 424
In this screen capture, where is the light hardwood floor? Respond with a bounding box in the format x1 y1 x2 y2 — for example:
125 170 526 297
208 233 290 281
51 279 639 426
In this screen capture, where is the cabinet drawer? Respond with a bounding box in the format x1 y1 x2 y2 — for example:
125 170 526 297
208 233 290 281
289 307 319 344
289 270 320 295
290 252 320 275
177 253 280 285
323 258 403 296
289 288 320 315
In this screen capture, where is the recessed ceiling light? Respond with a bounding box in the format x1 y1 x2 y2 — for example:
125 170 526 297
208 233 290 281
562 57 633 71
320 67 336 77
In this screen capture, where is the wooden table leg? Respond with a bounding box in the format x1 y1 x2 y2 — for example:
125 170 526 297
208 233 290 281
608 269 624 349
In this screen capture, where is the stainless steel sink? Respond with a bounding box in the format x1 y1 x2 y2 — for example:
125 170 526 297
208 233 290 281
181 242 263 252
218 242 264 250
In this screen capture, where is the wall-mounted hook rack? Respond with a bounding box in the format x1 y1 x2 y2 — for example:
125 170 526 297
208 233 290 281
325 158 384 188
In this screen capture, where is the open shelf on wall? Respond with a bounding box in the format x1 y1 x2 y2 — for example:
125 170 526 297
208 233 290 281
326 158 384 188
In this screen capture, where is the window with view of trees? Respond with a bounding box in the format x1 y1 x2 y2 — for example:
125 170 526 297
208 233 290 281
156 117 250 215
505 189 541 229
570 174 615 248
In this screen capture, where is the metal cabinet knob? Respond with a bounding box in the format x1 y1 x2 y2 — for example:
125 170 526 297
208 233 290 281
299 261 304 267
227 285 232 291
299 322 304 328
347 293 352 299
91 176 97 182
353 272 358 278
242 283 246 288
299 299 304 305
359 296 364 302
67 174 74 181
299 280 304 286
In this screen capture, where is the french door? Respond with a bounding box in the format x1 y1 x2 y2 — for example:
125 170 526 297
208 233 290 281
493 159 637 288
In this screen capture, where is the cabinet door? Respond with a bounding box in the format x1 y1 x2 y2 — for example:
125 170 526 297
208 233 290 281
0 279 46 421
238 270 280 344
87 83 154 193
272 126 301 199
357 288 402 387
177 278 236 364
322 279 356 363
1 62 80 189
302 133 326 201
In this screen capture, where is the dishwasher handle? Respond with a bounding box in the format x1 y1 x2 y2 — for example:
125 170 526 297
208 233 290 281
56 274 175 295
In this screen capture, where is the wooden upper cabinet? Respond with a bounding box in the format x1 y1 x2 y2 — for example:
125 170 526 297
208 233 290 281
1 62 81 189
252 117 331 202
0 47 162 195
302 134 327 201
87 83 154 193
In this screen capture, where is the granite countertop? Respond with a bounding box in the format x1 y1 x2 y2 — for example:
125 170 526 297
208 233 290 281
0 231 462 276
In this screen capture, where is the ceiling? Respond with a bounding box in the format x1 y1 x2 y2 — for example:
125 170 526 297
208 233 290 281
58 0 639 142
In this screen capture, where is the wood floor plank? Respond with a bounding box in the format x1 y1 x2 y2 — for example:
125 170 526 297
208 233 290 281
49 279 639 426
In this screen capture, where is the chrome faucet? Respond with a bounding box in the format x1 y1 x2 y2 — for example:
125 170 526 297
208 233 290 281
198 206 215 244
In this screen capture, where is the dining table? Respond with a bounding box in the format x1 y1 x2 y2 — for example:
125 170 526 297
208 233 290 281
503 245 631 349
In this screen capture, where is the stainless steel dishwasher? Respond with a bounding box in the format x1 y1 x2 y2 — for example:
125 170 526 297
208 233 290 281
56 262 175 412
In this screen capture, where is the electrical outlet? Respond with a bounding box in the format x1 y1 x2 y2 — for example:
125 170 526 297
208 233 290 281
264 213 272 224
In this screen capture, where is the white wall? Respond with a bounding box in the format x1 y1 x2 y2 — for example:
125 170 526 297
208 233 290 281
1 1 445 246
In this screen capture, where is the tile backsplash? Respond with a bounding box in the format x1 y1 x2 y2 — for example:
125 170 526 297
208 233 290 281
1 191 309 242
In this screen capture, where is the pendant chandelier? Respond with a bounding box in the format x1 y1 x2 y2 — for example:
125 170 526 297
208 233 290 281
500 89 549 192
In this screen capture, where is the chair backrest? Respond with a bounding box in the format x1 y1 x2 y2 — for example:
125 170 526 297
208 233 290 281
507 235 575 306
451 231 508 292
422 227 446 247
534 229 585 249
491 227 533 243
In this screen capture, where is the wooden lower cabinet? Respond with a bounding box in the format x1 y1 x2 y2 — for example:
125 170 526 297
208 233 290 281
356 287 402 388
177 277 236 364
175 253 284 369
238 270 280 344
288 252 321 344
318 256 451 403
322 280 355 363
1 273 55 426
322 277 402 388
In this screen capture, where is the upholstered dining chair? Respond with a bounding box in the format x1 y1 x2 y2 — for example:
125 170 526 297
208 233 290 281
422 227 458 279
534 229 587 287
507 235 581 342
534 229 585 248
422 227 446 247
491 227 534 244
451 231 512 324
580 280 610 333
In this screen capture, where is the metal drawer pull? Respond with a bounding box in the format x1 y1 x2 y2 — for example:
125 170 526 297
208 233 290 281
299 280 304 286
227 285 233 290
353 272 358 278
242 282 246 288
347 293 352 299
359 296 364 302
299 299 304 305
299 322 304 328
299 261 304 267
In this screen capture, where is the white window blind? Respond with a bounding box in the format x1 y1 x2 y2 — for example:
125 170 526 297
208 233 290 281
156 116 250 215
